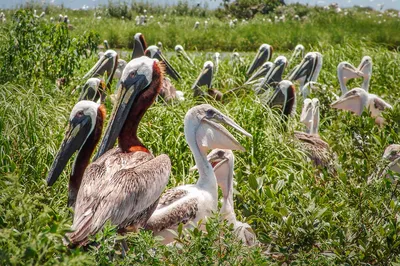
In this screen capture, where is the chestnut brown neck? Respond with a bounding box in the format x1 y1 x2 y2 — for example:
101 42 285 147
283 86 296 117
118 68 162 153
68 106 105 207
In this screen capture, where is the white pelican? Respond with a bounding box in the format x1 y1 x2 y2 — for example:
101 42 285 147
145 104 252 244
50 57 171 248
337 61 364 95
46 101 106 208
331 88 392 126
368 144 400 184
191 149 257 246
357 56 373 91
288 52 323 98
247 44 273 76
191 61 222 101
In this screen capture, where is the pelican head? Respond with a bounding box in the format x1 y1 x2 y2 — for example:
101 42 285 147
246 62 273 85
175 45 184 53
293 44 305 58
184 104 252 153
358 56 373 77
213 52 221 61
331 88 392 124
246 44 273 76
337 61 364 94
131 32 147 59
262 55 287 85
289 52 322 83
268 80 296 116
192 61 214 92
83 49 118 86
300 98 313 131
206 149 234 199
46 101 102 186
103 40 109 49
175 44 193 65
145 45 181 80
95 57 162 158
383 144 400 177
78 78 106 103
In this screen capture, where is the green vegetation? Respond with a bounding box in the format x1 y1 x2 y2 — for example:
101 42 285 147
1 5 400 265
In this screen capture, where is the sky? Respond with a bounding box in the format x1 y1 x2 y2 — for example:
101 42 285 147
2 0 399 11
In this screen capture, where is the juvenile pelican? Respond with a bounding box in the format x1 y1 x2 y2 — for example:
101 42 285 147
337 61 364 95
145 104 252 244
331 88 392 126
212 52 220 74
246 44 273 76
191 61 222 101
175 45 194 65
382 144 400 179
295 98 336 171
145 45 183 101
46 101 105 208
288 44 305 67
288 52 323 98
60 57 171 247
357 56 373 91
83 49 118 92
255 56 287 94
191 149 257 246
131 32 147 59
78 78 106 103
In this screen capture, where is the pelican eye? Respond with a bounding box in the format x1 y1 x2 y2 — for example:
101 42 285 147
76 111 84 117
217 150 225 158
206 109 215 118
391 150 397 156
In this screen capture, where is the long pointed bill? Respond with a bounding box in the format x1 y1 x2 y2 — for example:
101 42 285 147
78 79 106 103
149 50 181 81
289 58 311 81
246 62 273 85
191 66 213 90
46 117 92 186
246 46 272 76
215 113 252 138
94 74 149 160
83 50 118 84
132 37 146 59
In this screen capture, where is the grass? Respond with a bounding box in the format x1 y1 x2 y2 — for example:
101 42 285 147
1 5 400 265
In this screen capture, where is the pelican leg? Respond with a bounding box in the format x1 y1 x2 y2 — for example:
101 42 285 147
120 239 129 257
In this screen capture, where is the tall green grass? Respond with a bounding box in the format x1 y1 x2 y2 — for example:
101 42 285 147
1 7 400 265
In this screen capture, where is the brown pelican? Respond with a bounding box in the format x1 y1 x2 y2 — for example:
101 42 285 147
245 61 273 85
295 98 336 171
78 78 106 103
131 32 147 59
58 57 171 247
267 80 296 117
337 61 364 95
331 88 392 126
145 104 252 244
145 45 183 101
46 101 106 208
83 49 118 92
191 61 222 101
255 55 287 94
288 52 323 98
288 44 305 67
357 56 373 91
175 44 194 65
191 149 257 246
246 44 273 76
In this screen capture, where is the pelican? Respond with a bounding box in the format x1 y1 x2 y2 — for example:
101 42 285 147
245 61 273 85
382 144 400 179
288 44 305 67
295 98 336 172
194 21 200 29
145 45 184 101
78 78 106 103
191 149 257 246
103 40 109 50
337 61 364 95
246 44 273 76
191 61 222 101
230 52 244 65
288 52 323 98
53 57 171 248
145 104 252 244
46 101 106 208
255 56 287 94
266 80 296 117
330 88 392 126
212 52 220 74
175 44 194 65
131 32 147 59
357 56 373 91
83 49 118 92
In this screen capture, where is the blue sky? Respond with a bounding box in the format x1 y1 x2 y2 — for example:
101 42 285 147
3 0 399 10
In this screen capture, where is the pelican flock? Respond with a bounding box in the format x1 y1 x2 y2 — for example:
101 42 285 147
44 27 396 257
